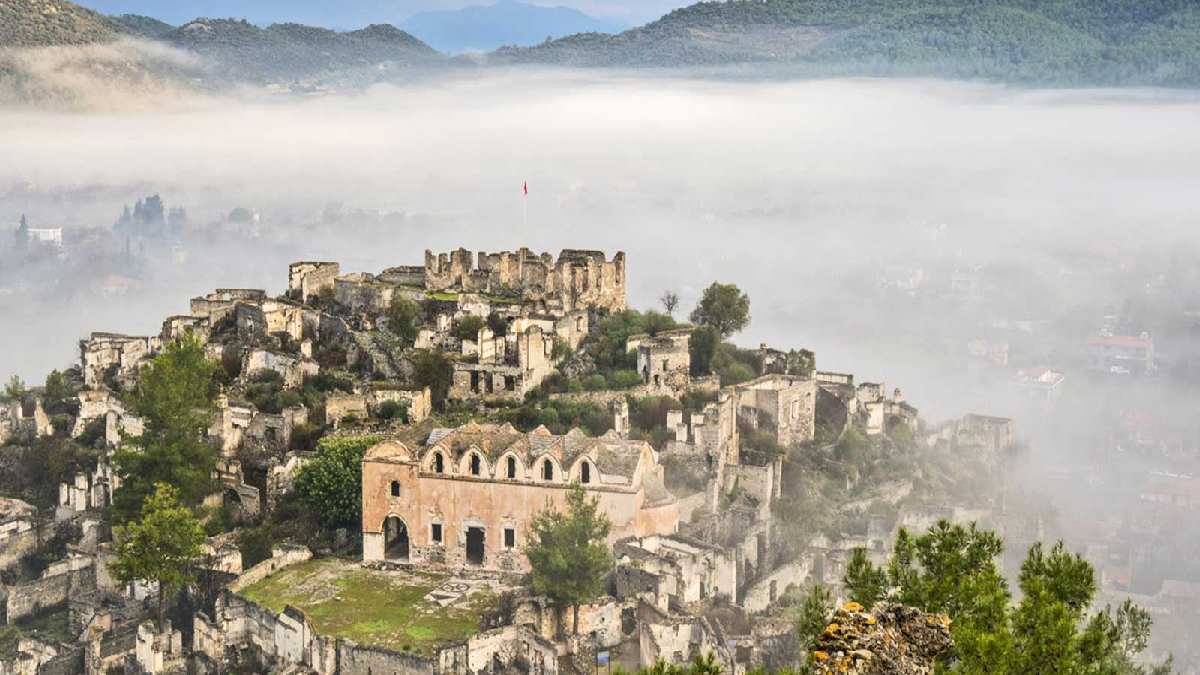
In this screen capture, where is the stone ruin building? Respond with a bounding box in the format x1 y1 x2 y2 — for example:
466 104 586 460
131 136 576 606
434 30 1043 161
628 328 693 396
361 422 679 570
814 371 918 437
0 397 52 445
421 248 627 314
3 244 997 675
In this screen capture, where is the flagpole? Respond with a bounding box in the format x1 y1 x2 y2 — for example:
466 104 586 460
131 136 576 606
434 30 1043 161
523 180 528 229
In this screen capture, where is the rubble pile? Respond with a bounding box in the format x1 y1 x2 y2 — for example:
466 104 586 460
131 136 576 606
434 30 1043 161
810 602 952 675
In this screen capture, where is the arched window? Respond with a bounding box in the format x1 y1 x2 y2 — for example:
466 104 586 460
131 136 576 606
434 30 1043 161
507 456 517 479
470 454 481 476
543 459 554 481
580 461 591 484
390 480 401 497
433 452 444 474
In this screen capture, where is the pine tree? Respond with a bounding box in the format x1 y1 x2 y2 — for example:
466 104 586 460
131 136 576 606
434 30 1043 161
111 483 206 626
526 483 613 635
111 334 218 522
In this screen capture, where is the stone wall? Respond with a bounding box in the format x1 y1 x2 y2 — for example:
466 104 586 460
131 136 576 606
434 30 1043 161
0 526 37 572
160 315 210 344
79 333 153 389
228 545 312 593
327 388 432 428
0 500 37 571
338 642 438 675
243 349 319 389
424 248 626 313
630 330 692 396
288 262 340 301
733 374 817 447
201 584 558 675
5 556 94 624
742 557 812 614
639 615 728 671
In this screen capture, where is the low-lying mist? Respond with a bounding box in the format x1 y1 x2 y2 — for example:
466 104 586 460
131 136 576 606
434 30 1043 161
3 72 1197 408
5 67 1200 663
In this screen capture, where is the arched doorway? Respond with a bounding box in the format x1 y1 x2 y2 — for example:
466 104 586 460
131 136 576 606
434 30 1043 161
383 516 410 561
222 488 244 521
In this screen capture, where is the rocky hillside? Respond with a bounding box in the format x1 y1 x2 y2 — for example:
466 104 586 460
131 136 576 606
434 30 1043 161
2 1 445 89
493 0 1200 87
0 0 117 47
163 18 442 83
811 602 953 674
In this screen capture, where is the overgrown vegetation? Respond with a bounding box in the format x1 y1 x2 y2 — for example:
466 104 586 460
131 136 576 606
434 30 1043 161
386 296 421 345
293 435 384 531
412 349 453 409
112 483 206 626
237 558 494 655
494 397 613 436
836 521 1173 674
527 484 613 635
112 335 218 523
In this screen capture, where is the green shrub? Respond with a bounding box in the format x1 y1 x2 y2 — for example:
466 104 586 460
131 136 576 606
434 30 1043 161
455 315 485 341
609 370 642 389
294 435 383 530
377 399 410 423
237 526 274 568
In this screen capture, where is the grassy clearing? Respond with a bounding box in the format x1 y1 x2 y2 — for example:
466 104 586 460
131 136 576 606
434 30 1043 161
237 558 495 654
0 608 71 659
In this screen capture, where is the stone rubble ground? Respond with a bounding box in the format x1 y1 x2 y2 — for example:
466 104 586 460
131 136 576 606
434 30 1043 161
810 602 952 675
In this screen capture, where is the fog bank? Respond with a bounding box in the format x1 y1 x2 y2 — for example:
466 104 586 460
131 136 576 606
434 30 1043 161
1 72 1199 419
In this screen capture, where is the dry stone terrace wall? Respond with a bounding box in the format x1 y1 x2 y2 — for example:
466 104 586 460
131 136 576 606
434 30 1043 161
0 499 38 572
4 555 96 625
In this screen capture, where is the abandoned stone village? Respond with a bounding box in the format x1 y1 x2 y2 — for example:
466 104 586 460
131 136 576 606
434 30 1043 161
0 247 1017 675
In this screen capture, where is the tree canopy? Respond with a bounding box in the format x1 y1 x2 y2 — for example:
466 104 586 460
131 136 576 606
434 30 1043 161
112 334 218 523
526 483 613 635
690 282 750 337
411 349 453 409
387 295 422 345
111 482 206 625
1 374 25 402
293 435 383 531
834 521 1169 674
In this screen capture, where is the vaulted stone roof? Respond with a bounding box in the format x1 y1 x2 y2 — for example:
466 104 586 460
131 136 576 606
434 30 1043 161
391 422 650 480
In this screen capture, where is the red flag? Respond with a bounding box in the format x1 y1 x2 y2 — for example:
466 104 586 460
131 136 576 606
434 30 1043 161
523 181 528 196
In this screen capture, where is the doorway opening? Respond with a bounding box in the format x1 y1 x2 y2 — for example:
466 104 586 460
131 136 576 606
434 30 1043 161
384 516 410 561
466 527 486 566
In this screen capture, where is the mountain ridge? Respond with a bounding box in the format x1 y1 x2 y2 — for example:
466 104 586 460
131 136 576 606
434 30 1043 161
491 0 1200 86
5 0 1200 89
401 0 628 53
162 17 442 83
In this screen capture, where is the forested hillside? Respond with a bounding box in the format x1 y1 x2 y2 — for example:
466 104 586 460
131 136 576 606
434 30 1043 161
496 0 1200 86
0 0 116 47
163 19 441 83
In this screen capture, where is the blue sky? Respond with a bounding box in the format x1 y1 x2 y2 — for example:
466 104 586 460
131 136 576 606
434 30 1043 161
76 0 690 26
